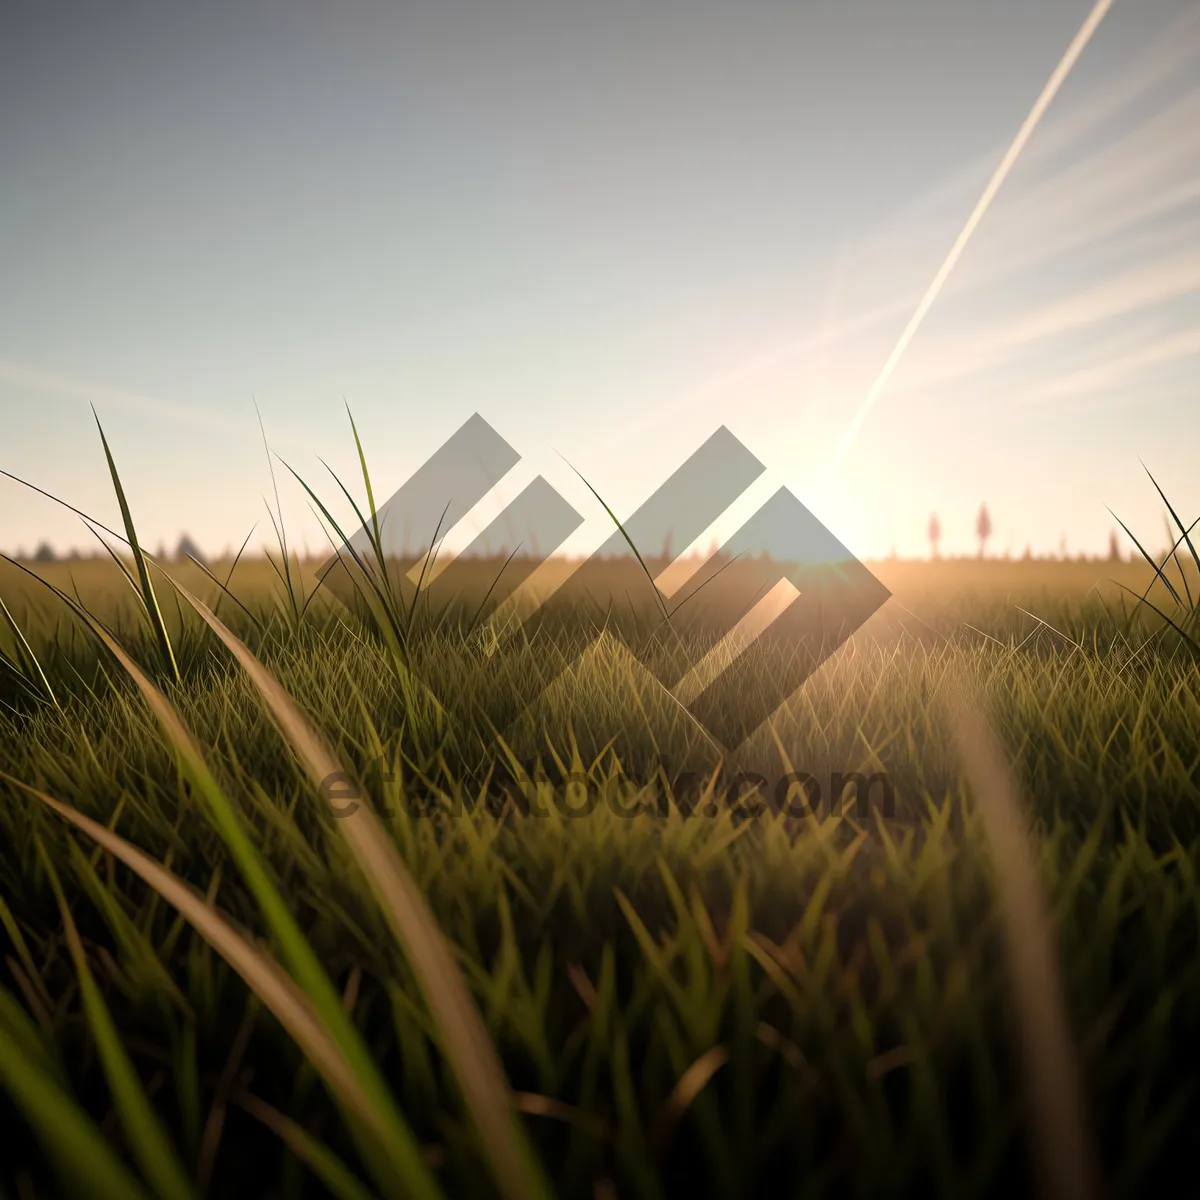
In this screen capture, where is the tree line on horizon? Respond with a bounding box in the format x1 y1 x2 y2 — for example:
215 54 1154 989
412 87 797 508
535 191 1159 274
11 534 206 566
925 504 1127 563
7 520 1136 566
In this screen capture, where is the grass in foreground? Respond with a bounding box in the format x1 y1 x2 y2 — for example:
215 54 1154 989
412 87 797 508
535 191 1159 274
0 421 1198 1198
0 556 1197 1198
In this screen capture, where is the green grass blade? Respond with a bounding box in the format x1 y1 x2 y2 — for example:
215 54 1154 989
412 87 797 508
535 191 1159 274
0 595 61 713
38 842 197 1200
338 409 407 621
281 459 410 656
317 457 394 594
72 638 441 1197
1107 506 1184 610
81 518 152 614
256 403 303 622
4 775 373 1116
184 523 263 631
1113 582 1200 654
346 404 383 557
0 564 442 1198
1142 463 1200 580
0 991 154 1200
169 579 553 1200
91 409 181 682
558 454 670 625
4 772 440 1197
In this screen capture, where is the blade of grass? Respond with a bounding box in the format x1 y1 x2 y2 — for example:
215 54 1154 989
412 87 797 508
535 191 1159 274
256 402 304 625
281 459 405 646
346 404 382 553
0 1000 153 1200
1113 582 1200 654
168 578 553 1200
405 500 452 632
1142 463 1200 579
232 1089 381 1200
92 407 180 683
2 774 415 1165
0 568 443 1199
93 654 442 1197
941 675 1099 1200
38 840 197 1200
0 595 61 713
1107 506 1184 611
556 454 670 626
184 523 263 631
342 402 402 619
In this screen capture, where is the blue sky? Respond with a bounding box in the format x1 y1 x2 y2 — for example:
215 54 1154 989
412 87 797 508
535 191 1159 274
1 0 1197 562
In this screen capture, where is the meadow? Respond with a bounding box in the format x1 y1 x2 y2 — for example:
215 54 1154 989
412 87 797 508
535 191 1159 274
1 446 1199 1199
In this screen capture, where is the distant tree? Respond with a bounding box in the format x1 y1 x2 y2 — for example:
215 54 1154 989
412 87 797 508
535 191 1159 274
32 541 56 563
1059 535 1068 560
1108 530 1122 562
175 534 204 564
975 504 992 559
1022 544 1033 561
927 513 941 559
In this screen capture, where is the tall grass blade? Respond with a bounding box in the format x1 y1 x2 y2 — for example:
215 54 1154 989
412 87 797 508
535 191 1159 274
256 403 305 625
169 579 553 1200
0 570 442 1198
5 774 387 1125
941 676 1099 1200
185 523 263 631
281 460 411 663
82 652 441 1197
91 409 181 683
0 999 153 1200
233 1091 381 1200
1106 506 1184 611
346 404 383 562
558 456 670 626
1142 463 1200 578
0 595 61 713
38 841 197 1200
1113 582 1200 654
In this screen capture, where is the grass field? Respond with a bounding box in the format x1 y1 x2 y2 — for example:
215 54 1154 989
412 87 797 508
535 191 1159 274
1 462 1199 1198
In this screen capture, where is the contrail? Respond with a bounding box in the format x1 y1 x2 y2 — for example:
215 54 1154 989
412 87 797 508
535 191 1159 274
0 356 247 437
819 0 1115 481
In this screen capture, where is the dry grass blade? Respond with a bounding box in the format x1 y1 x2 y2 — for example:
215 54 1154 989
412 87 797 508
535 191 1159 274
169 579 552 1200
513 1093 612 1143
232 1090 380 1200
4 775 377 1133
651 1046 729 1152
940 674 1099 1200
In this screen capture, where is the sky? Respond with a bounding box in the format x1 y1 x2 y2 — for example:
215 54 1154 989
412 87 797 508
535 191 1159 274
1 0 1198 563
